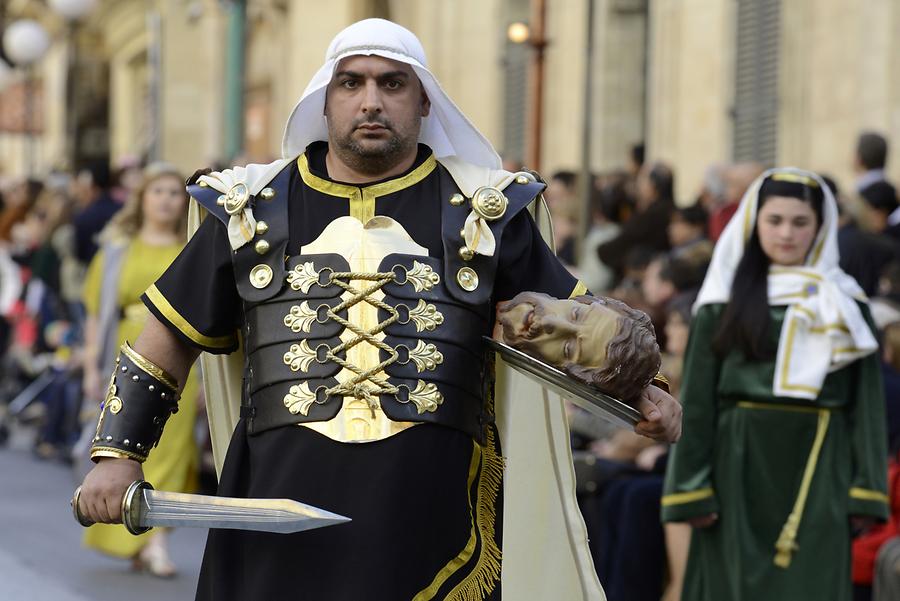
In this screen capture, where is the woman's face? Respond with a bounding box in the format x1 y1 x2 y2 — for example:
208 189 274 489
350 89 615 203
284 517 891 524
141 175 186 230
756 195 819 266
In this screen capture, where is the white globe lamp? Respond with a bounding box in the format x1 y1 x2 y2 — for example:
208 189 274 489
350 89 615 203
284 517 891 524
3 19 51 67
49 0 98 20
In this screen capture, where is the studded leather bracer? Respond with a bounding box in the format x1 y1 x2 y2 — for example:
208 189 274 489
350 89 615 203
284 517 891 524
89 343 180 463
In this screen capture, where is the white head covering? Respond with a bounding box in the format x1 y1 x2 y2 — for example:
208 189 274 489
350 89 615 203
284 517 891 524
281 18 501 170
695 167 878 400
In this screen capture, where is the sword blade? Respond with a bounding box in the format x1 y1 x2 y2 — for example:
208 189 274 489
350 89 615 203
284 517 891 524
137 489 351 534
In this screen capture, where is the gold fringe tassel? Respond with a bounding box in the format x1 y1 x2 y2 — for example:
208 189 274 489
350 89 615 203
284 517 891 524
445 424 505 601
773 409 830 568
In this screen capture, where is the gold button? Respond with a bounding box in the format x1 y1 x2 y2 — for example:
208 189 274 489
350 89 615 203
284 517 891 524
255 240 270 255
449 193 466 206
514 171 535 184
108 397 123 414
471 186 508 221
459 228 466 238
224 182 250 215
456 267 479 291
459 246 474 261
260 187 276 200
250 264 273 289
256 221 269 235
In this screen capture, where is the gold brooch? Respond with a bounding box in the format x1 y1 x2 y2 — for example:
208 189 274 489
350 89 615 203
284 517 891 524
471 186 508 221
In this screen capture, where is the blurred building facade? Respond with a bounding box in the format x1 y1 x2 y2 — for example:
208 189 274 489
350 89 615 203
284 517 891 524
1 0 898 204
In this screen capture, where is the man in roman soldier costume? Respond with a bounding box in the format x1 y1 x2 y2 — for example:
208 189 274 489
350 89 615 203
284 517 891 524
75 19 681 600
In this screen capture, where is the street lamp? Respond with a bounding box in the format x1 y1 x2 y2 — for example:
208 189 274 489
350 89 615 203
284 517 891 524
3 19 50 176
506 2 547 172
48 0 98 20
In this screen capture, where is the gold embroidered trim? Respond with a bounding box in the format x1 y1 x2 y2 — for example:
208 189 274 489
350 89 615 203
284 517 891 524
774 409 830 568
568 280 588 299
296 152 437 223
144 284 237 349
736 401 829 414
121 342 179 390
90 446 147 463
770 172 820 188
849 487 890 504
777 316 821 395
412 442 482 601
661 488 714 507
445 424 504 601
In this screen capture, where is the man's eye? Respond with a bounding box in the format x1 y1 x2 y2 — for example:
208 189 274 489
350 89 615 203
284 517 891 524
384 80 402 90
341 80 358 89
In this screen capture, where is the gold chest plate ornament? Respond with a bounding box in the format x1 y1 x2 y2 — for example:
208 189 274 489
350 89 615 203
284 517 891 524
471 186 508 221
285 216 448 443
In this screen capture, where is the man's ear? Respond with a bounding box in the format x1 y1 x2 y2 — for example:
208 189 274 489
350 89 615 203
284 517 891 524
421 88 431 117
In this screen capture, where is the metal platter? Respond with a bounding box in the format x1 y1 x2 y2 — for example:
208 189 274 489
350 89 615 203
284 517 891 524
485 337 642 428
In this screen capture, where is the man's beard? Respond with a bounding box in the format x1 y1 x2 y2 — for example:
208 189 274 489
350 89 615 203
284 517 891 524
327 116 418 176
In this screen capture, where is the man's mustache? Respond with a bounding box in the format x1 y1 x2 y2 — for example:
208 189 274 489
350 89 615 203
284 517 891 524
354 117 392 130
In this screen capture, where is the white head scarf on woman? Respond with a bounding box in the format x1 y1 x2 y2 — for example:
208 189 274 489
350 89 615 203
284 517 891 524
695 167 878 400
281 18 501 169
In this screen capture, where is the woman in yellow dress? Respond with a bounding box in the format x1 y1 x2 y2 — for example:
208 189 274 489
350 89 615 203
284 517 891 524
81 163 199 577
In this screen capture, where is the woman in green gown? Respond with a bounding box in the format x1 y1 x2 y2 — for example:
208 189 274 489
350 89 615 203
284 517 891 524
662 168 889 600
81 163 199 577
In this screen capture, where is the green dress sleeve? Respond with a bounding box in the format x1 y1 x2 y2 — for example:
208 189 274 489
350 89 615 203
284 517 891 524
662 303 723 522
847 305 890 519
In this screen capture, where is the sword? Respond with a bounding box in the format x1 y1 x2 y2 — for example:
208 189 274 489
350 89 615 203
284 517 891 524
71 480 351 535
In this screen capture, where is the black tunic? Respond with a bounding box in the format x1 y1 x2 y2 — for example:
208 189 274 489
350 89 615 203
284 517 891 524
142 144 581 600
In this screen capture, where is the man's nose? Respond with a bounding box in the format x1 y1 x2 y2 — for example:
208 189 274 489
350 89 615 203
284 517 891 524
361 81 383 114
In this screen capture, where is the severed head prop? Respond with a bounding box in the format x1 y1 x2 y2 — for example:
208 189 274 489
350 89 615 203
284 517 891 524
495 292 661 403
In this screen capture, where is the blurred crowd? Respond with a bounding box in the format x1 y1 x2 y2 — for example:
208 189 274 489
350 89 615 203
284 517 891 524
0 159 216 484
549 133 900 601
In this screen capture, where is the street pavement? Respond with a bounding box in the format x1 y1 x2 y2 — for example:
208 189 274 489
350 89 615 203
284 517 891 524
0 425 205 600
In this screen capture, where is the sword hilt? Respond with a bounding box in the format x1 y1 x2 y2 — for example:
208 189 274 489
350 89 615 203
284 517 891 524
122 479 154 535
71 479 154 535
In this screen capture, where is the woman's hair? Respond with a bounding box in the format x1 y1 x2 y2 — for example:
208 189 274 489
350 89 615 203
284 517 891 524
100 163 187 244
712 173 825 359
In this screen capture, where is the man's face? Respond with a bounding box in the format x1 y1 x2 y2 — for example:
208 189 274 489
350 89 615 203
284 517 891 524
324 55 430 175
495 292 621 370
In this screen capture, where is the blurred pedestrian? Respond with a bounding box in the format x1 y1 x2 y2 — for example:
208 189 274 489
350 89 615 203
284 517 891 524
579 177 626 293
663 168 889 600
708 162 765 242
80 163 200 578
597 161 676 275
71 160 121 266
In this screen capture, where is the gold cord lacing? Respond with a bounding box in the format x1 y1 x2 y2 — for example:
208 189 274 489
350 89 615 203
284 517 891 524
322 270 401 405
283 262 444 416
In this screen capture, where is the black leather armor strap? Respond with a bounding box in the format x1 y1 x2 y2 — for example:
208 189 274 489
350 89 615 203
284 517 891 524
90 343 180 463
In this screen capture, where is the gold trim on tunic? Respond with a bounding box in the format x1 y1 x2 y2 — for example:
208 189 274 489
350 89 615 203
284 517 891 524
296 152 437 223
661 488 714 507
144 284 238 349
849 487 889 504
568 280 588 299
